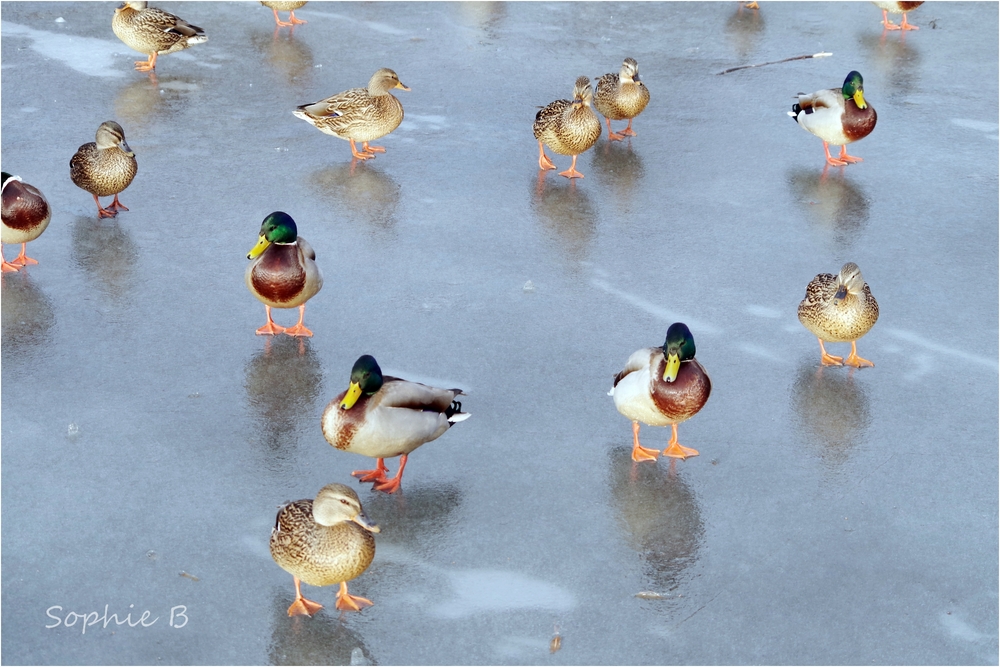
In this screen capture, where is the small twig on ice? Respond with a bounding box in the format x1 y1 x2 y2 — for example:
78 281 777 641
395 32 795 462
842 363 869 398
717 52 832 75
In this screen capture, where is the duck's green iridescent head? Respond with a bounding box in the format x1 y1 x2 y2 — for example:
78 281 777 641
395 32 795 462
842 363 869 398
340 354 384 410
661 322 696 382
247 211 298 259
842 71 867 109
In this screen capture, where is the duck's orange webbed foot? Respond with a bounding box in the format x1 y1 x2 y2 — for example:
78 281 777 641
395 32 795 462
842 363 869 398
630 422 660 462
372 455 408 493
352 458 389 484
288 11 307 24
134 53 157 72
817 339 843 366
12 244 38 267
843 341 874 368
256 306 286 335
558 156 585 179
899 14 918 30
837 146 863 164
1 259 20 273
606 118 625 142
335 582 373 612
538 142 556 171
272 8 293 26
620 119 638 137
92 194 117 219
287 576 324 616
283 305 314 337
361 142 386 155
109 194 129 212
881 10 901 30
662 425 699 460
822 142 848 167
349 139 375 160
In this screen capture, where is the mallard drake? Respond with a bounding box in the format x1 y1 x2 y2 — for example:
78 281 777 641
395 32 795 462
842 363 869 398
321 355 470 494
610 323 711 462
246 211 323 337
1 173 51 273
798 262 879 368
112 1 207 72
262 1 307 27
293 69 410 161
270 483 380 616
534 76 602 179
595 58 650 142
873 1 923 30
788 71 877 167
70 121 137 219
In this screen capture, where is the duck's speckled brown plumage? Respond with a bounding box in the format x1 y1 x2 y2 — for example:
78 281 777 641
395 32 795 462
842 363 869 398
269 492 376 589
595 58 650 123
112 1 207 62
70 121 137 199
533 76 602 156
2 177 51 244
798 263 879 343
294 69 408 144
246 239 321 308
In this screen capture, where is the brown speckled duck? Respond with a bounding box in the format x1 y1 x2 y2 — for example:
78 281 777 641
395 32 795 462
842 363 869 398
595 58 650 141
270 483 380 616
610 323 711 462
322 355 470 494
1 173 51 273
798 262 879 368
293 69 410 161
534 76 602 179
261 1 307 27
112 1 207 72
788 71 877 167
70 121 137 219
245 212 323 337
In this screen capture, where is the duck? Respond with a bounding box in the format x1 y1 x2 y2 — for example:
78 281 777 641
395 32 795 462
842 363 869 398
261 1 307 27
873 1 923 31
112 1 207 72
798 262 879 368
70 121 138 219
594 58 650 142
609 323 711 462
321 355 471 494
1 173 51 273
293 69 410 161
534 76 602 179
246 211 323 337
270 483 380 616
788 71 877 167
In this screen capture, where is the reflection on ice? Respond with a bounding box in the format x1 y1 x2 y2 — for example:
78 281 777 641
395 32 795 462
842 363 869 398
531 173 596 262
308 163 400 234
1 270 56 359
266 591 374 666
790 364 870 469
71 215 139 303
786 167 870 251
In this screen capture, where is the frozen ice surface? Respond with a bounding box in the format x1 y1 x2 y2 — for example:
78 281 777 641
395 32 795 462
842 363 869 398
2 2 997 665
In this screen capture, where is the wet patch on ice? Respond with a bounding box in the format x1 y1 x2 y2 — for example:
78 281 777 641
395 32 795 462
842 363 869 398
951 118 1000 140
428 569 575 619
745 304 782 318
301 10 409 36
1 22 126 78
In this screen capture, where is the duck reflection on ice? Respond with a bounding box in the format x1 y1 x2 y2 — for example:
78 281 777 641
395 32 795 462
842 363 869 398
531 172 596 263
1 270 56 360
244 336 323 455
360 483 463 556
790 363 871 470
786 167 870 251
309 164 400 235
71 215 139 304
607 446 704 592
250 28 315 87
266 591 375 666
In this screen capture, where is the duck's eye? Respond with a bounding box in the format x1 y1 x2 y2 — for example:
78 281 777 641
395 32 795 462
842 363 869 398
340 499 350 505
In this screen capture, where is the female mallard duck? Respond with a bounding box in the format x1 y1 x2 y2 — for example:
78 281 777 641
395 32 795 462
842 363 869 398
246 211 323 337
1 173 51 273
112 1 207 72
270 483 380 616
293 69 410 161
788 71 876 167
798 262 879 368
610 323 711 462
322 355 470 494
594 58 650 142
262 1 307 27
534 76 602 179
70 121 137 219
873 1 922 30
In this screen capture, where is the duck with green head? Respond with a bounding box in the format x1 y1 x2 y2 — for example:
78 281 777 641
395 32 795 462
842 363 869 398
788 71 877 167
610 323 712 462
321 355 470 494
1 173 51 273
270 483 380 616
246 212 323 336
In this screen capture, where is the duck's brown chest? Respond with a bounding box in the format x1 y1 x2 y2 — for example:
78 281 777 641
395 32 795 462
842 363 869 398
650 358 711 422
843 100 877 143
250 243 306 304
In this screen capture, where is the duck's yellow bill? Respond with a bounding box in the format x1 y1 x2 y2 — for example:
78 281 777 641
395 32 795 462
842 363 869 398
663 353 681 382
853 89 867 109
247 235 270 260
340 381 363 410
395 81 411 91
